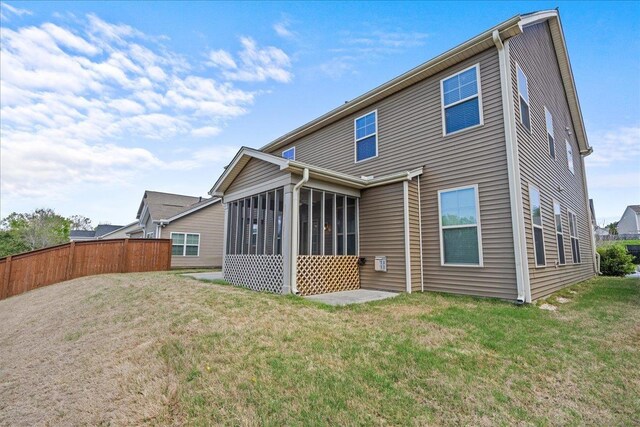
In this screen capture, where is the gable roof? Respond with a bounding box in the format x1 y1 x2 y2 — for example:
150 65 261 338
628 205 640 214
210 147 423 196
257 10 590 156
69 230 95 239
136 190 220 223
96 221 140 239
70 224 123 240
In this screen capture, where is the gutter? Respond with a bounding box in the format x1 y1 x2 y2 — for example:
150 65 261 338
289 168 309 294
493 30 531 304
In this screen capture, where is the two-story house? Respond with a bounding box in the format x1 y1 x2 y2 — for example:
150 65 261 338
209 10 596 302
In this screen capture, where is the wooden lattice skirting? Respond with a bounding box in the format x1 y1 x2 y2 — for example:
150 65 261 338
224 254 284 293
296 255 360 296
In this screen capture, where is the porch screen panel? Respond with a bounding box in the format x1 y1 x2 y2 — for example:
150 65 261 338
299 189 310 255
346 197 357 255
236 200 244 255
250 196 258 254
311 190 322 255
324 193 334 255
276 188 283 255
264 192 274 255
243 198 251 254
227 202 237 254
336 196 345 255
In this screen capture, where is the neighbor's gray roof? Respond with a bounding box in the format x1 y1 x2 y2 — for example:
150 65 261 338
629 205 640 214
69 230 95 238
94 224 124 237
136 190 211 221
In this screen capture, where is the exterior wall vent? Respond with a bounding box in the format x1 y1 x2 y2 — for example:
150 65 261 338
374 256 387 272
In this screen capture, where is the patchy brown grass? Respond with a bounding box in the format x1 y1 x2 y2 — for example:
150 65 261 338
0 273 638 425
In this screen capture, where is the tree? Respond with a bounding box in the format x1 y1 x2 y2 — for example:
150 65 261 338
1 208 71 252
606 221 619 235
69 215 93 231
0 230 30 257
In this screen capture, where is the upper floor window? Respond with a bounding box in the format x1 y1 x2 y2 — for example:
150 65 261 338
566 140 575 174
441 64 482 135
354 111 377 162
545 107 555 159
553 200 566 265
517 64 531 131
438 185 483 266
568 210 581 263
282 147 295 160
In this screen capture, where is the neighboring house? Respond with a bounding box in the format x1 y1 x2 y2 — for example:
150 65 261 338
135 191 224 268
616 205 640 235
70 224 124 241
210 10 597 303
97 221 140 240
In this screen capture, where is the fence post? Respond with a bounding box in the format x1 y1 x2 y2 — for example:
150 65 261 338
167 239 173 270
2 256 12 299
121 239 129 273
66 242 76 280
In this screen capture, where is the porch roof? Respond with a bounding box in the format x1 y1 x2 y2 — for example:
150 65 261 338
209 147 423 197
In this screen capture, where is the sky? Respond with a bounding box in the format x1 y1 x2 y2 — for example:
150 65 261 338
0 1 638 227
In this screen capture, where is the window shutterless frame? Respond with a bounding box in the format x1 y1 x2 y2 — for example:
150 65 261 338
353 109 378 164
566 139 575 174
567 208 581 263
552 199 566 265
529 184 546 267
282 147 295 160
170 232 200 257
516 62 531 133
544 106 555 160
437 184 484 267
440 63 484 137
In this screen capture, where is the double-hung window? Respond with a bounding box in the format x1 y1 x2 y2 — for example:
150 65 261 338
441 64 482 135
438 185 483 266
545 107 555 159
529 185 545 267
354 111 377 162
566 140 574 174
568 210 581 263
553 200 566 265
171 232 200 256
517 64 531 131
282 147 295 160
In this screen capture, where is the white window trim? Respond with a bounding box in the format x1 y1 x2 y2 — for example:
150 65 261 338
516 62 532 133
566 139 575 174
440 63 484 137
353 110 378 163
170 232 201 257
437 184 484 267
567 208 581 264
544 106 556 160
553 199 566 266
282 146 295 160
529 184 546 268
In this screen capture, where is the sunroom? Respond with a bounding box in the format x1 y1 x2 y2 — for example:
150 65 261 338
210 147 423 296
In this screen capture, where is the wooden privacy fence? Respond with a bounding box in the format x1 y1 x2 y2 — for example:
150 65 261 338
0 239 172 301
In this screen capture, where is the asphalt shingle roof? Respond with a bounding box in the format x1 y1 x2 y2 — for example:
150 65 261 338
137 191 212 221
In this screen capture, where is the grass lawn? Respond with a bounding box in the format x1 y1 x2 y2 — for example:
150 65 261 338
0 274 638 425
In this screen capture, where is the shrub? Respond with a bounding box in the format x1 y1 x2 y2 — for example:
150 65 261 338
597 244 637 277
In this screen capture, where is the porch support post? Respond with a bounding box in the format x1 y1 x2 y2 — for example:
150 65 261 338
222 201 228 274
281 185 293 294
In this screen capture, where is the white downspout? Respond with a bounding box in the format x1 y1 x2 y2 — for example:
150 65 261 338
290 168 309 294
493 30 531 304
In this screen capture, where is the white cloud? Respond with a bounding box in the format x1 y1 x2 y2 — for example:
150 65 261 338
0 2 32 21
207 37 293 83
318 28 429 79
0 13 291 202
207 49 237 69
585 126 640 167
191 126 222 138
274 21 294 39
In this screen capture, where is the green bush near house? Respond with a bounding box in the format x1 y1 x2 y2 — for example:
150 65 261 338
597 244 637 276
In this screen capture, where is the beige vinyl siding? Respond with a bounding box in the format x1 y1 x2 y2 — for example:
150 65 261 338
128 230 144 239
359 183 406 292
510 22 595 300
227 159 286 194
408 178 422 292
272 48 517 299
163 202 224 268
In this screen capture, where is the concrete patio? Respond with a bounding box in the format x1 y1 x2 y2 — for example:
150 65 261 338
182 271 224 281
304 289 399 306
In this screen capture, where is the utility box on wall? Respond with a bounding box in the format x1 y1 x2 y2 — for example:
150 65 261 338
374 256 387 272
